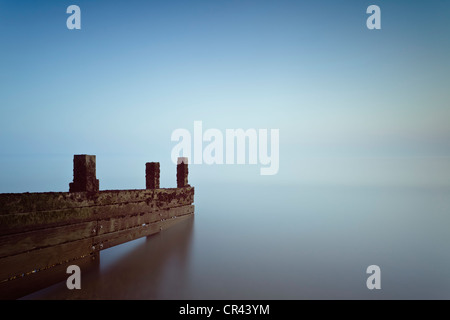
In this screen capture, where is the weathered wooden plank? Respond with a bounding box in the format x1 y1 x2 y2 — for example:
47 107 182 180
92 195 193 219
0 192 81 215
97 212 157 236
0 187 194 215
153 187 195 209
168 204 195 218
94 222 160 251
93 201 155 219
0 238 93 282
93 213 194 251
97 205 195 235
0 196 194 236
159 213 194 232
0 206 95 235
0 253 99 300
0 221 97 259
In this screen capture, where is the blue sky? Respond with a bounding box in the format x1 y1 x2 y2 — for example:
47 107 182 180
0 0 449 192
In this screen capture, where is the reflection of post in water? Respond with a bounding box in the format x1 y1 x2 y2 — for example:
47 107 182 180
0 155 195 299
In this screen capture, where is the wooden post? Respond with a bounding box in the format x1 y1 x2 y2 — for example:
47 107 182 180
145 162 160 189
177 157 189 188
69 155 99 192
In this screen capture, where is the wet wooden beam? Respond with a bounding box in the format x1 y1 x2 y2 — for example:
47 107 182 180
0 190 194 235
93 213 194 251
0 187 194 215
97 205 195 235
0 221 97 259
0 238 94 282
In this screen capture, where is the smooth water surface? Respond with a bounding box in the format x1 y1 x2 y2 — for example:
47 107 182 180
24 184 450 299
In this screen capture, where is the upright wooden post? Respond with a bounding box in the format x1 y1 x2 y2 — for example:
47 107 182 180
69 154 99 192
146 162 160 189
177 157 189 188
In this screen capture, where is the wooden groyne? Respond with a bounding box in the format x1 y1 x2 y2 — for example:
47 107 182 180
0 155 194 299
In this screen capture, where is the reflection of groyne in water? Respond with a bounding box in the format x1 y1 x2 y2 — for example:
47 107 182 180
0 155 194 299
25 216 195 299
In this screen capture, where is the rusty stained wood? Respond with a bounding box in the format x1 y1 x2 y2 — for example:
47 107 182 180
0 187 194 215
0 206 96 236
91 199 192 220
0 221 97 259
93 213 194 251
0 186 195 294
0 194 194 236
0 205 194 281
0 253 99 300
97 205 195 235
152 188 195 209
0 237 94 282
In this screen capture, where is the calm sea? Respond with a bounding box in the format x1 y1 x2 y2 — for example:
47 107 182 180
23 184 450 299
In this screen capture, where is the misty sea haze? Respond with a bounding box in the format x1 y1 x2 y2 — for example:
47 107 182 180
24 181 450 300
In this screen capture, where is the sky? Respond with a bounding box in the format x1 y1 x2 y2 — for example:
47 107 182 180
0 0 449 192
